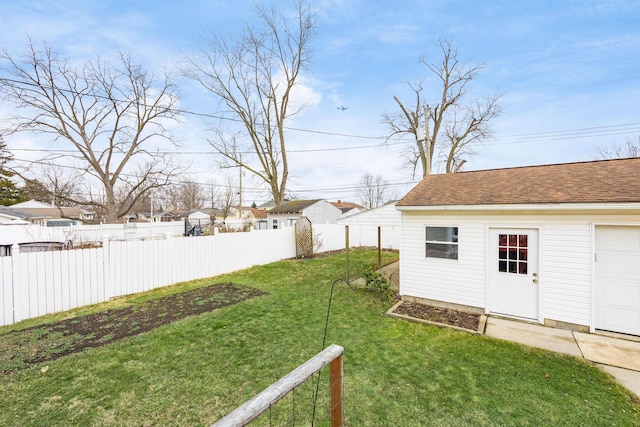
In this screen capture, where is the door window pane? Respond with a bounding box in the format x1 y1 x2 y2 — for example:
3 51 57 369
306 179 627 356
498 233 529 275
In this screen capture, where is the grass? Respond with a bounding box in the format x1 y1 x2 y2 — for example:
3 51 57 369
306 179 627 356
1 249 639 426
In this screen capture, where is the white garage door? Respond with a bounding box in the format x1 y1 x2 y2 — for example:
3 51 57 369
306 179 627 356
595 226 640 336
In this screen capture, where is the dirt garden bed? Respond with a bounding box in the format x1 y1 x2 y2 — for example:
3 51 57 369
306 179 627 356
0 283 266 374
390 301 483 333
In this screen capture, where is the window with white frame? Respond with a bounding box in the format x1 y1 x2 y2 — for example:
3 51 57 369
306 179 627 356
425 226 458 259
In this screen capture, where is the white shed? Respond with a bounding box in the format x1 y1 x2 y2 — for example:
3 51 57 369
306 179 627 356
267 199 342 229
396 158 640 337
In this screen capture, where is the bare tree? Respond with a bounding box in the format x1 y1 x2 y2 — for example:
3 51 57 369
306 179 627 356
357 172 389 209
157 183 182 212
383 39 501 177
215 174 239 220
21 167 83 207
0 40 182 221
156 179 207 212
179 179 207 211
594 136 640 159
183 0 316 206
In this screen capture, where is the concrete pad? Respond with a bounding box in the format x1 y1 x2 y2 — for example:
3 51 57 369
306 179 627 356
599 365 640 398
574 332 640 371
485 317 583 357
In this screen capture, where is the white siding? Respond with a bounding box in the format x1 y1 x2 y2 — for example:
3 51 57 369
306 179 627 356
267 213 299 228
302 201 342 224
542 224 592 326
338 203 401 249
338 203 400 227
400 209 639 329
400 212 486 309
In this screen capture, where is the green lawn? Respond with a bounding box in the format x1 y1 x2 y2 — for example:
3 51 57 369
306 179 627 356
1 250 638 426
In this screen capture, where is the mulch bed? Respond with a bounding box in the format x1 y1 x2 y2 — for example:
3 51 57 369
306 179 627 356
391 301 481 332
0 283 266 374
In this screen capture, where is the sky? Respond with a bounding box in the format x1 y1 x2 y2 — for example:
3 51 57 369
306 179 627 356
1 0 640 206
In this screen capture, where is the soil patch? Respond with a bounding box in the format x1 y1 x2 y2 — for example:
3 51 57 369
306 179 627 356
0 283 266 374
391 301 481 332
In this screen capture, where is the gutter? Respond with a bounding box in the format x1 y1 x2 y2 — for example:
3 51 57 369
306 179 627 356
395 203 640 212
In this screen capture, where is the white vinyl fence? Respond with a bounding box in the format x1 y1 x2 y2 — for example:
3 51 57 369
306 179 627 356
62 221 187 244
0 223 399 326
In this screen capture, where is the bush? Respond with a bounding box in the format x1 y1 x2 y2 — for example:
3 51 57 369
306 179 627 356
362 270 393 302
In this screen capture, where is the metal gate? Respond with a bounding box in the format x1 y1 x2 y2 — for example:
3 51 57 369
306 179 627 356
295 216 313 258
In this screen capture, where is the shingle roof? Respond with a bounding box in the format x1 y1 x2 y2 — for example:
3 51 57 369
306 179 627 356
397 158 640 207
331 201 364 209
14 207 90 219
268 199 323 214
0 206 37 219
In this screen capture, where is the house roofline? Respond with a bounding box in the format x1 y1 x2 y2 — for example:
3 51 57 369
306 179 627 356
396 202 640 212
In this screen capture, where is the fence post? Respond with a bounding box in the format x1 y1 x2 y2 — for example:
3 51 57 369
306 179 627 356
345 226 350 283
378 226 382 271
330 351 344 427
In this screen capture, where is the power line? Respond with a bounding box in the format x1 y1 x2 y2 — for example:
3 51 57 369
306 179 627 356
10 156 399 197
3 77 639 153
0 76 387 141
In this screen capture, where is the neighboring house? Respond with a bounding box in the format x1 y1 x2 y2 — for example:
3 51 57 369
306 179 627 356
267 199 342 229
0 222 70 256
337 200 400 249
0 206 35 224
10 199 95 224
210 206 267 231
158 210 185 222
256 200 278 211
396 158 640 337
235 206 268 230
332 200 365 218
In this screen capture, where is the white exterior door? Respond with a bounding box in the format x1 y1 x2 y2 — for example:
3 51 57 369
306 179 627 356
489 229 539 320
595 226 640 336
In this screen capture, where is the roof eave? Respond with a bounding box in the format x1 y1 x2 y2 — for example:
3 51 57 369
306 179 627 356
396 202 640 212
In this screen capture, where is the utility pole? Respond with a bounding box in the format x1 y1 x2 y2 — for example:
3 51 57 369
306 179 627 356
221 154 243 219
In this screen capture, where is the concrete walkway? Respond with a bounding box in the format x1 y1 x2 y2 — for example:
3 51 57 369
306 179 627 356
485 317 640 397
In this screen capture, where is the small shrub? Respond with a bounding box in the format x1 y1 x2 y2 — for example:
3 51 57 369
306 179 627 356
362 270 393 302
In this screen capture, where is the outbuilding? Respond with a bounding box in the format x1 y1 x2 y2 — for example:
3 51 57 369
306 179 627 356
396 158 640 336
267 199 342 229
